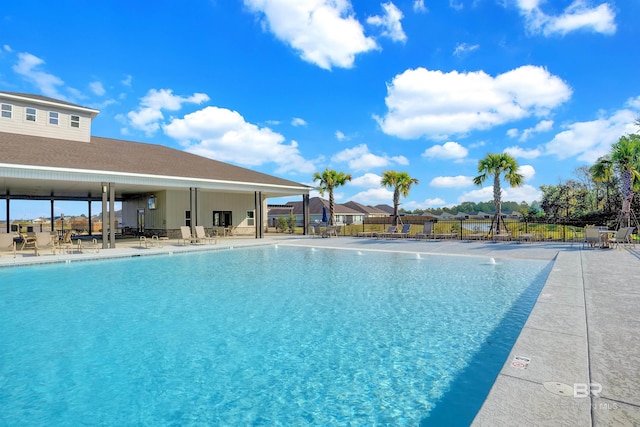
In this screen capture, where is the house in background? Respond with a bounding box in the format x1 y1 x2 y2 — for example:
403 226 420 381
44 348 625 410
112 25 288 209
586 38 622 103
268 197 365 227
0 92 311 246
342 201 389 219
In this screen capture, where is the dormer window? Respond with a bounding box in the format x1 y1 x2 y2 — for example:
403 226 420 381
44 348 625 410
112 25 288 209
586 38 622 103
49 111 59 125
1 103 11 118
70 115 80 128
25 107 36 122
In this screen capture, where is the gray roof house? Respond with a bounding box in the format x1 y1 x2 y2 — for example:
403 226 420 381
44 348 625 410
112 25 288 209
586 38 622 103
0 92 312 246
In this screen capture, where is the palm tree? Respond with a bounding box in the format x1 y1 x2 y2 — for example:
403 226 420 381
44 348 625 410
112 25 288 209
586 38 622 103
590 155 615 212
380 171 419 226
313 168 352 226
610 134 640 227
473 153 524 234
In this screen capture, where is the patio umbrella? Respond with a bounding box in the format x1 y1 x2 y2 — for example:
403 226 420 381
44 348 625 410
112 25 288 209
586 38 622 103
322 205 328 223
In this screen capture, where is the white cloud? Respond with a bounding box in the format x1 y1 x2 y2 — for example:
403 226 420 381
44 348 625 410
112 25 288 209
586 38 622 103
243 0 377 70
89 81 106 96
367 2 407 43
422 141 468 160
291 117 307 126
335 130 346 141
403 197 447 209
544 108 638 163
519 119 553 141
450 0 464 11
375 65 572 139
122 74 133 86
430 175 473 188
517 0 616 36
517 164 536 181
12 52 66 100
459 184 542 203
331 144 408 171
413 0 427 13
3 45 12 52
351 187 394 205
507 128 519 138
453 42 479 57
504 145 543 159
127 89 209 135
164 105 316 174
350 172 382 188
626 96 640 110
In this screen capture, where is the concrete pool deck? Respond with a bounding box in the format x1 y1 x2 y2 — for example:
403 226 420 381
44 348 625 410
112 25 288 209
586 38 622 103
1 235 639 425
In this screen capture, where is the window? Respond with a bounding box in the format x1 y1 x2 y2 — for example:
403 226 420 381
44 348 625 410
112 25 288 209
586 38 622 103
1 104 11 119
25 107 36 122
213 211 232 227
49 111 59 125
246 210 255 226
70 115 80 128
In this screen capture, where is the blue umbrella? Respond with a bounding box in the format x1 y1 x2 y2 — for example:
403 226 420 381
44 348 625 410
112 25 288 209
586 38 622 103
322 205 328 223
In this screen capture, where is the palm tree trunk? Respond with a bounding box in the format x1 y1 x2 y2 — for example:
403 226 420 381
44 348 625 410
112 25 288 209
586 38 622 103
393 188 400 226
329 190 335 226
493 174 502 233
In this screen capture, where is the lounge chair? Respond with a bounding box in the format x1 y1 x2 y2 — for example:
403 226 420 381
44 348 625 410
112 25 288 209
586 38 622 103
55 231 75 254
516 233 536 244
36 232 55 254
393 224 411 238
434 229 458 240
491 231 511 242
180 226 196 245
195 226 216 244
414 222 434 240
21 232 40 255
0 233 17 258
375 226 397 239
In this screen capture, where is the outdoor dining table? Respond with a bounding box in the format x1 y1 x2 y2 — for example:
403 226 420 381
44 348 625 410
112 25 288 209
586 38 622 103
598 229 616 248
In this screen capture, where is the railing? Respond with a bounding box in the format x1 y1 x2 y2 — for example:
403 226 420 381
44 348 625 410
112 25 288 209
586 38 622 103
327 219 626 242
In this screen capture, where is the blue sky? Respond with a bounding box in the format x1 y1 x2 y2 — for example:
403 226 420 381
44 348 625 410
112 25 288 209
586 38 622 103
1 0 639 218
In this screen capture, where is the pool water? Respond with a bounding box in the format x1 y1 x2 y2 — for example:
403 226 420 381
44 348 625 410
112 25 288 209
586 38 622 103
0 246 552 426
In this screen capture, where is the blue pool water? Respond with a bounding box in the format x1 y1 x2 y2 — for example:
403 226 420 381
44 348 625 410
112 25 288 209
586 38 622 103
0 246 552 426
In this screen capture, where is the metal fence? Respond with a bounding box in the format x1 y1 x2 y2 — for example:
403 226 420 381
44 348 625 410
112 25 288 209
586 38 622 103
333 218 612 242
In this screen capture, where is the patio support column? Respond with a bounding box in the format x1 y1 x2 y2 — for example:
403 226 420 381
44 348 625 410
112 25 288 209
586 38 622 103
5 192 9 233
49 197 54 234
189 187 199 236
109 183 115 249
101 183 108 249
254 191 263 239
302 194 310 236
88 198 92 236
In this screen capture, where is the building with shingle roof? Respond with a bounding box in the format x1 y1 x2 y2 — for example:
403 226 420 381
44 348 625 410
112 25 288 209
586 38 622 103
0 92 311 245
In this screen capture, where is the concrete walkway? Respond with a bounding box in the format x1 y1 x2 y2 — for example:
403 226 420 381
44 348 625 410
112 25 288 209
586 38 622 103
1 235 639 425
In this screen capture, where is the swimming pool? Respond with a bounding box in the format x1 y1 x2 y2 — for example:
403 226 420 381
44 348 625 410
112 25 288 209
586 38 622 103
0 245 552 426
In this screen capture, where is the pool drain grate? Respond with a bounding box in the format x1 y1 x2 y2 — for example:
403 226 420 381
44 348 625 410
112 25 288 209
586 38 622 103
543 382 574 397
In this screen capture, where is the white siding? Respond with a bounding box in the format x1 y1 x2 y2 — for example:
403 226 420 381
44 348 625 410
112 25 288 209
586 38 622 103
0 98 92 142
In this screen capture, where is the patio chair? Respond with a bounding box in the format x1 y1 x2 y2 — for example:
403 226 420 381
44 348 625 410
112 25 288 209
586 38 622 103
609 227 634 249
180 226 196 245
374 225 398 239
195 226 216 244
0 233 17 258
21 232 40 255
583 226 600 248
395 224 411 238
414 222 434 240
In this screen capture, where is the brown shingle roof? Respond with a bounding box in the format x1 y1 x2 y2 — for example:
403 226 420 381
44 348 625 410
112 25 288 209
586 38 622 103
0 131 309 189
1 92 95 111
